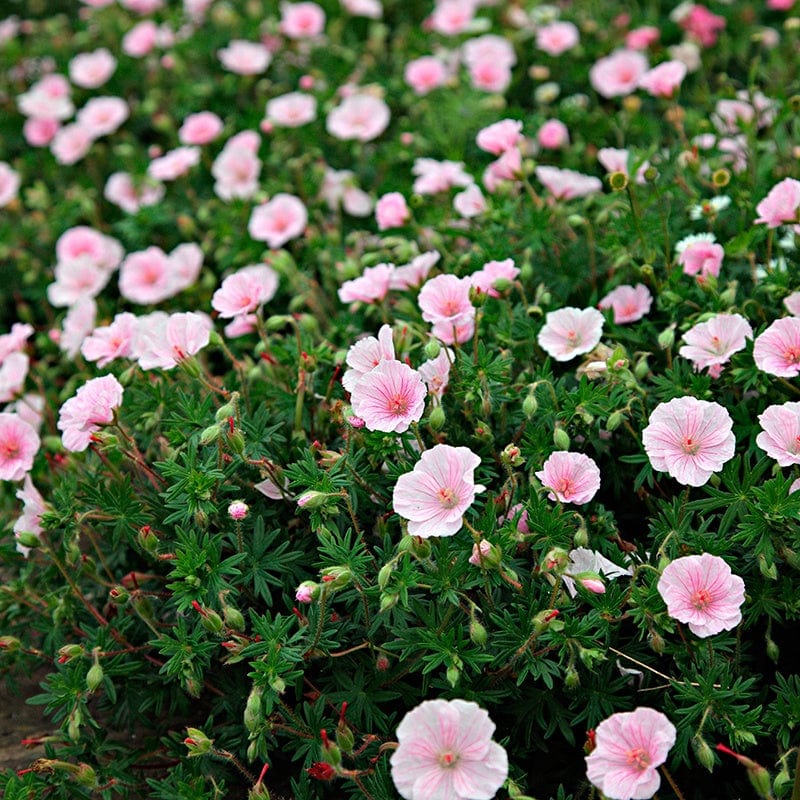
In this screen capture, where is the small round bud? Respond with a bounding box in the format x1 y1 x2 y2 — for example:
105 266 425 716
377 562 393 590
564 665 580 689
606 411 625 431
228 500 249 520
692 734 715 771
522 394 538 419
608 171 628 191
553 427 570 450
423 339 441 359
446 664 460 688
86 662 104 692
199 424 222 445
469 619 488 647
428 405 446 431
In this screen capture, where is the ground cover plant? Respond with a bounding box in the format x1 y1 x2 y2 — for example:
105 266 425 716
1 0 800 798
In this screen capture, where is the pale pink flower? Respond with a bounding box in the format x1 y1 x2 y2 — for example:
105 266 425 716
678 313 753 374
536 21 579 56
56 227 123 273
485 147 522 184
0 352 28 403
57 375 124 452
169 243 203 295
677 4 726 47
341 324 395 394
0 162 20 207
76 96 129 139
537 119 569 149
429 0 476 35
341 0 382 17
104 172 165 213
562 548 632 598
462 34 516 71
497 502 529 534
375 192 410 230
23 118 60 147
218 40 271 74
675 233 724 280
393 444 485 537
626 26 660 50
69 48 117 88
51 123 93 165
81 312 138 367
13 475 47 556
390 698 507 800
469 258 519 298
255 476 289 499
17 74 73 121
468 59 512 93
453 183 487 218
265 92 317 127
468 539 494 567
47 257 112 308
118 247 173 305
120 0 163 12
179 111 224 145
638 60 686 98
10 394 45 434
404 56 448 95
597 147 649 184
212 134 262 201
642 397 735 486
122 20 159 57
768 0 795 8
59 297 97 359
248 194 307 248
390 252 440 291
784 293 800 316
476 119 523 155
586 707 676 800
136 312 213 370
295 583 315 603
418 348 454 398
756 402 800 465
418 274 475 345
350 359 426 433
338 263 394 304
148 147 200 182
320 168 373 216
326 94 390 142
0 413 40 481
658 553 745 637
753 317 800 377
535 166 602 200
536 451 601 504
590 50 649 98
0 323 34 364
212 265 279 318
280 1 326 37
754 178 800 228
791 477 800 494
538 307 604 361
412 158 473 195
598 284 653 324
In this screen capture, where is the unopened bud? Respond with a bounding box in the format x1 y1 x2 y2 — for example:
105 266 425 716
244 686 264 732
86 662 104 692
320 731 342 767
748 764 773 799
469 619 488 646
766 637 779 663
57 644 85 664
226 430 246 455
200 608 224 634
215 400 237 422
409 536 431 559
428 405 446 431
565 665 580 688
657 326 675 350
379 592 399 613
758 553 777 580
74 763 97 788
502 443 524 467
377 563 393 590
693 735 715 771
553 427 570 450
320 566 351 589
606 411 625 432
184 728 214 756
138 526 159 553
469 286 488 306
223 604 245 632
0 635 21 652
15 531 40 549
446 664 460 688
542 547 569 573
522 393 538 419
335 722 355 754
575 572 605 594
648 631 665 654
424 339 441 359
297 490 331 509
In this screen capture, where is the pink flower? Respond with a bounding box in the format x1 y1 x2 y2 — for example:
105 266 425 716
535 166 602 200
393 444 485 538
56 226 123 273
462 34 516 71
453 184 487 218
147 147 201 181
0 413 40 481
468 59 512 93
136 312 213 370
756 402 800 465
0 162 20 207
81 312 138 367
47 258 112 308
179 111 224 145
342 325 395 394
105 172 164 213
754 178 800 228
218 40 271 74
536 21 579 56
390 252 440 291
785 292 800 316
476 119 523 155
349 359 426 433
626 26 660 50
76 97 129 138
118 247 173 305
390 698 507 800
638 60 687 98
122 20 158 57
23 118 60 147
0 352 28 404
17 75 73 121
537 119 569 149
228 500 249 520
642 397 735 486
59 297 97 359
599 284 653 324
590 50 649 98
469 258 519 298
585 707 676 800
404 56 448 95
418 347 454 398
212 134 262 201
678 313 753 374
418 274 475 345
537 307 604 361
535 451 601 504
338 263 395 305
675 233 724 281
597 148 649 184
13 475 47 556
375 192 410 230
412 159 473 195
429 0 476 35
212 265 277 320
753 317 800 377
279 1 326 38
657 553 745 637
57 375 124 453
51 123 93 166
326 94 390 142
248 194 307 248
677 4 726 47
0 323 34 364
563 548 632 598
69 48 117 88
265 92 317 127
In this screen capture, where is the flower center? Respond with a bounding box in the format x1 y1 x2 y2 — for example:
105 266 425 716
691 587 713 609
784 346 800 365
438 751 459 769
1 439 20 459
566 330 580 345
556 478 574 499
681 436 700 455
626 747 650 771
437 487 459 508
387 394 409 416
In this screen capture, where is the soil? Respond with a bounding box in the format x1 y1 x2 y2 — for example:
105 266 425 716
0 668 49 772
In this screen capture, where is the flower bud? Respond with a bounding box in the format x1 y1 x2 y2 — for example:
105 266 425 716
86 662 104 692
57 644 85 664
409 536 431 559
320 731 342 767
184 728 214 756
657 326 676 350
74 763 97 788
748 764 773 799
606 411 625 432
336 722 355 754
542 547 569 573
766 637 779 663
424 339 441 359
532 609 560 633
379 592 399 613
377 562 393 590
565 665 580 688
648 631 665 654
200 608 225 634
502 443 524 467
223 604 246 632
15 531 41 549
215 400 237 422
575 572 606 594
553 427 570 450
199 424 221 445
469 619 488 647
226 429 246 455
693 734 715 771
633 356 650 380
295 580 320 602
320 566 351 589
244 686 264 732
522 393 538 419
428 405 446 431
573 518 589 548
228 500 249 520
297 490 331 509
758 553 777 580
0 635 21 652
446 664 461 688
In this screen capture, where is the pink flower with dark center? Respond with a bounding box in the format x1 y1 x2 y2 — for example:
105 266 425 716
326 94 390 142
535 166 602 200
418 274 475 345
349 359 426 433
590 50 649 98
338 263 395 304
57 375 124 453
0 413 40 481
248 194 307 248
537 307 604 361
392 444 485 538
218 40 271 74
638 60 687 98
678 313 753 374
642 397 735 486
341 325 395 394
535 451 601 504
536 21 579 56
756 402 800 466
585 707 676 800
598 284 653 324
136 312 213 370
81 312 138 367
675 233 724 281
754 178 800 228
476 119 524 155
657 553 745 637
418 347 454 398
212 265 279 318
390 699 507 800
753 317 800 377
